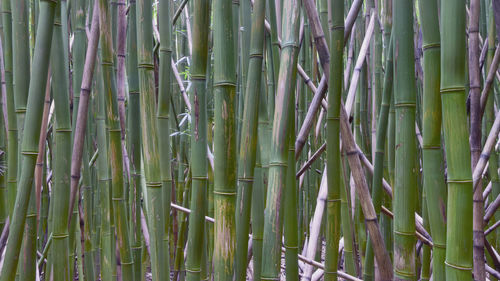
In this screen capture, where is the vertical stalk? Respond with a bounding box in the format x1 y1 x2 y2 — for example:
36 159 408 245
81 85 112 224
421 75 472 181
136 0 167 279
213 0 237 278
234 0 266 275
417 0 446 278
98 0 135 279
324 0 343 278
1 0 16 217
441 0 473 278
126 1 142 279
183 0 210 278
260 0 301 278
158 0 172 277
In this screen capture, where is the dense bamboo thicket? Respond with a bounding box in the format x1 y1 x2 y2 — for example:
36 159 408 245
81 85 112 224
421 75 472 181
0 0 500 280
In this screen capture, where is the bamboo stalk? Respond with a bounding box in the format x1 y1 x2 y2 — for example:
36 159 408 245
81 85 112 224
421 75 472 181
441 0 473 278
0 1 57 280
260 0 301 278
233 0 265 274
68 0 100 224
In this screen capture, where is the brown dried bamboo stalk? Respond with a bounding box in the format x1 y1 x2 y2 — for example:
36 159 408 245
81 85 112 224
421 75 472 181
484 193 500 224
339 101 393 280
479 45 500 116
67 1 100 224
472 110 500 192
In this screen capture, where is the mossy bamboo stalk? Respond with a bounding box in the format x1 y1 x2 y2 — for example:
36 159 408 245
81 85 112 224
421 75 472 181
126 1 142 279
440 0 474 278
234 0 266 275
0 1 58 280
1 0 17 218
324 0 343 278
260 0 300 278
97 0 135 279
183 0 210 279
95 61 114 281
136 0 168 279
212 0 237 277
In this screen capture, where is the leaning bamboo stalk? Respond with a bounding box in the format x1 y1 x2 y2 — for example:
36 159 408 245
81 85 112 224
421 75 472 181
294 0 365 158
0 1 57 280
472 111 500 191
479 45 500 116
339 102 393 281
170 201 362 281
344 14 375 117
11 0 31 154
68 0 100 224
301 170 327 281
484 193 500 224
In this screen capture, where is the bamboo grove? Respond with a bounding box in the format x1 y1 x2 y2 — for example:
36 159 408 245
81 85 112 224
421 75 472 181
0 0 500 280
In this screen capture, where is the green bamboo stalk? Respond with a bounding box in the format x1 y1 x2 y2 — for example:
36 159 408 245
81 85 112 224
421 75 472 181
365 33 393 281
126 1 142 279
10 0 30 157
158 0 173 276
324 0 343 278
0 1 57 280
1 0 17 218
417 0 446 278
97 0 135 279
212 0 237 277
339 153 357 277
252 81 270 281
95 63 114 281
420 196 431 281
440 0 473 278
234 0 266 275
183 0 210 280
260 0 301 278
393 0 418 278
136 0 168 279
283 73 298 281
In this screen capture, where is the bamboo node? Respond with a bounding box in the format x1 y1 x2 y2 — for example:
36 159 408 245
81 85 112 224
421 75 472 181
393 229 416 236
440 87 466 94
213 191 237 196
444 261 472 271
